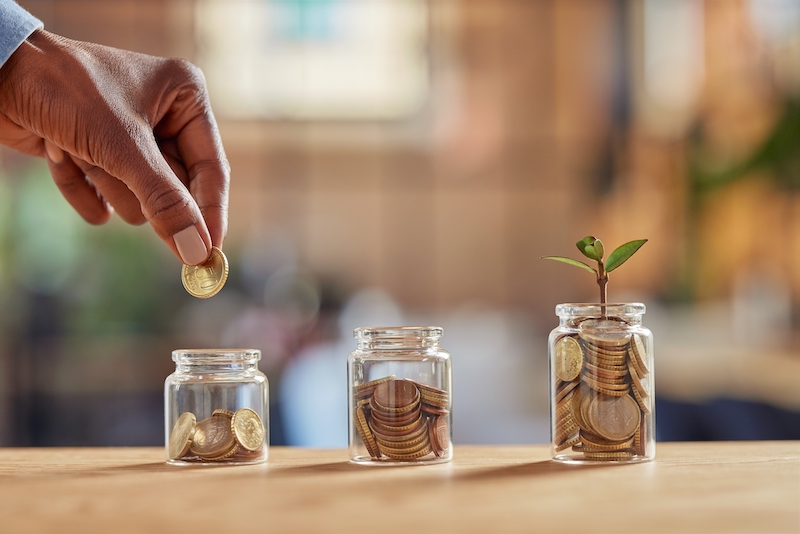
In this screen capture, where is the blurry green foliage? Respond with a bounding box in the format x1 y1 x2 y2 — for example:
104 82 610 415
0 159 185 337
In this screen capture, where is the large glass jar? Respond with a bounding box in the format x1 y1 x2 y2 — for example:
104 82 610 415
549 304 655 463
165 349 268 465
348 326 453 465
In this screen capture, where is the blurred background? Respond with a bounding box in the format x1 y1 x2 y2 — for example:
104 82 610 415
1 0 798 448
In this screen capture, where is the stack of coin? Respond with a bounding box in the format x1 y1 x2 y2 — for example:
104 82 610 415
354 377 450 461
552 327 652 461
168 407 266 463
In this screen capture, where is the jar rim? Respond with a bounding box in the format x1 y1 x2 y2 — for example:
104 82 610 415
172 348 261 363
353 326 443 340
555 303 645 317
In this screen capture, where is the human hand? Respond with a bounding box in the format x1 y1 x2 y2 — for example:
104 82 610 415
0 29 228 265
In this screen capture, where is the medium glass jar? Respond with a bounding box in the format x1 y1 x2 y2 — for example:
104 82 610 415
549 304 655 463
164 349 268 465
348 326 453 465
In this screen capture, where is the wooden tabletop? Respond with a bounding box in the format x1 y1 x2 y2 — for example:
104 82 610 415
1 442 798 533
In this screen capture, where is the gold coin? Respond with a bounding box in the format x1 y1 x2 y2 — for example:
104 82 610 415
555 434 580 451
370 405 422 428
555 425 579 446
579 329 631 349
378 434 431 456
181 246 229 299
406 379 448 397
555 397 572 418
581 374 630 393
168 411 196 460
628 359 650 398
419 391 449 410
635 419 648 457
354 375 396 400
586 394 641 442
631 383 651 414
371 421 429 443
582 450 635 461
370 414 425 436
555 414 576 437
555 380 579 403
581 341 628 356
584 352 627 366
204 442 239 461
629 334 650 375
356 405 381 459
231 408 266 452
375 430 429 451
554 336 583 382
212 409 235 417
571 385 591 432
383 445 433 461
584 361 628 379
190 413 237 459
577 431 634 451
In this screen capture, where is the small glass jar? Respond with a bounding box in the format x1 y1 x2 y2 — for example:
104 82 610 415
164 349 268 465
549 304 655 464
348 326 453 465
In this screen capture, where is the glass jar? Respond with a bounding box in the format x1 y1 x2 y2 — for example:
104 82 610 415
348 326 453 465
549 304 655 464
164 349 268 465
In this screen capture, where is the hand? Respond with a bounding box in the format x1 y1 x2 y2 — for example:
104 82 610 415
0 29 229 265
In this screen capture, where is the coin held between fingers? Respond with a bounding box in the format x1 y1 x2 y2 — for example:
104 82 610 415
181 246 229 298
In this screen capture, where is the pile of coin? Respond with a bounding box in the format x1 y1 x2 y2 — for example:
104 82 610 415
354 376 450 462
553 326 651 461
168 407 266 463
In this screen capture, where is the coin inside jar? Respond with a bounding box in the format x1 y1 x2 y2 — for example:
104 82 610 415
428 415 450 457
189 412 237 459
181 246 229 299
168 411 196 460
586 394 640 442
554 336 583 381
231 408 266 452
373 379 420 410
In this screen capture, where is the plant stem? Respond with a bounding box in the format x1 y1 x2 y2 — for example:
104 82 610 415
597 261 608 317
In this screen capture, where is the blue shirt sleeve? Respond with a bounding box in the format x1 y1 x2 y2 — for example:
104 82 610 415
0 0 43 67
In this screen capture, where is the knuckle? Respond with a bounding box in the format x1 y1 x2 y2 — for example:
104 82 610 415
190 158 228 183
162 58 207 94
143 185 193 225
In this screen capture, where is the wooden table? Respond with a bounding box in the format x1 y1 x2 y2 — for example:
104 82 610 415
1 442 798 533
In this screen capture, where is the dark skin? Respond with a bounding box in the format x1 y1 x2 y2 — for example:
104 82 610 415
0 29 229 265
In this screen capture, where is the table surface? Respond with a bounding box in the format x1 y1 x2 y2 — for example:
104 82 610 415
1 442 798 533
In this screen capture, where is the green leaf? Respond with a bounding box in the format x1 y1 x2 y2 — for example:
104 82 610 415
593 239 605 260
541 256 597 274
576 236 601 261
605 239 648 273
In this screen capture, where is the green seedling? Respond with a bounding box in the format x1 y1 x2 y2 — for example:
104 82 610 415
542 236 648 305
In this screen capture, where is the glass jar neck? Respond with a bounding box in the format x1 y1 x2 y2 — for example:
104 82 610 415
555 303 645 326
172 349 261 373
354 326 443 351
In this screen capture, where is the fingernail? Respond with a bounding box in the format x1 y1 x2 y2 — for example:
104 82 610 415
45 141 63 164
173 226 209 265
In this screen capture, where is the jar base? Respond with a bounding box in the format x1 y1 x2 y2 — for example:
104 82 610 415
350 454 452 466
552 455 653 465
166 457 267 466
